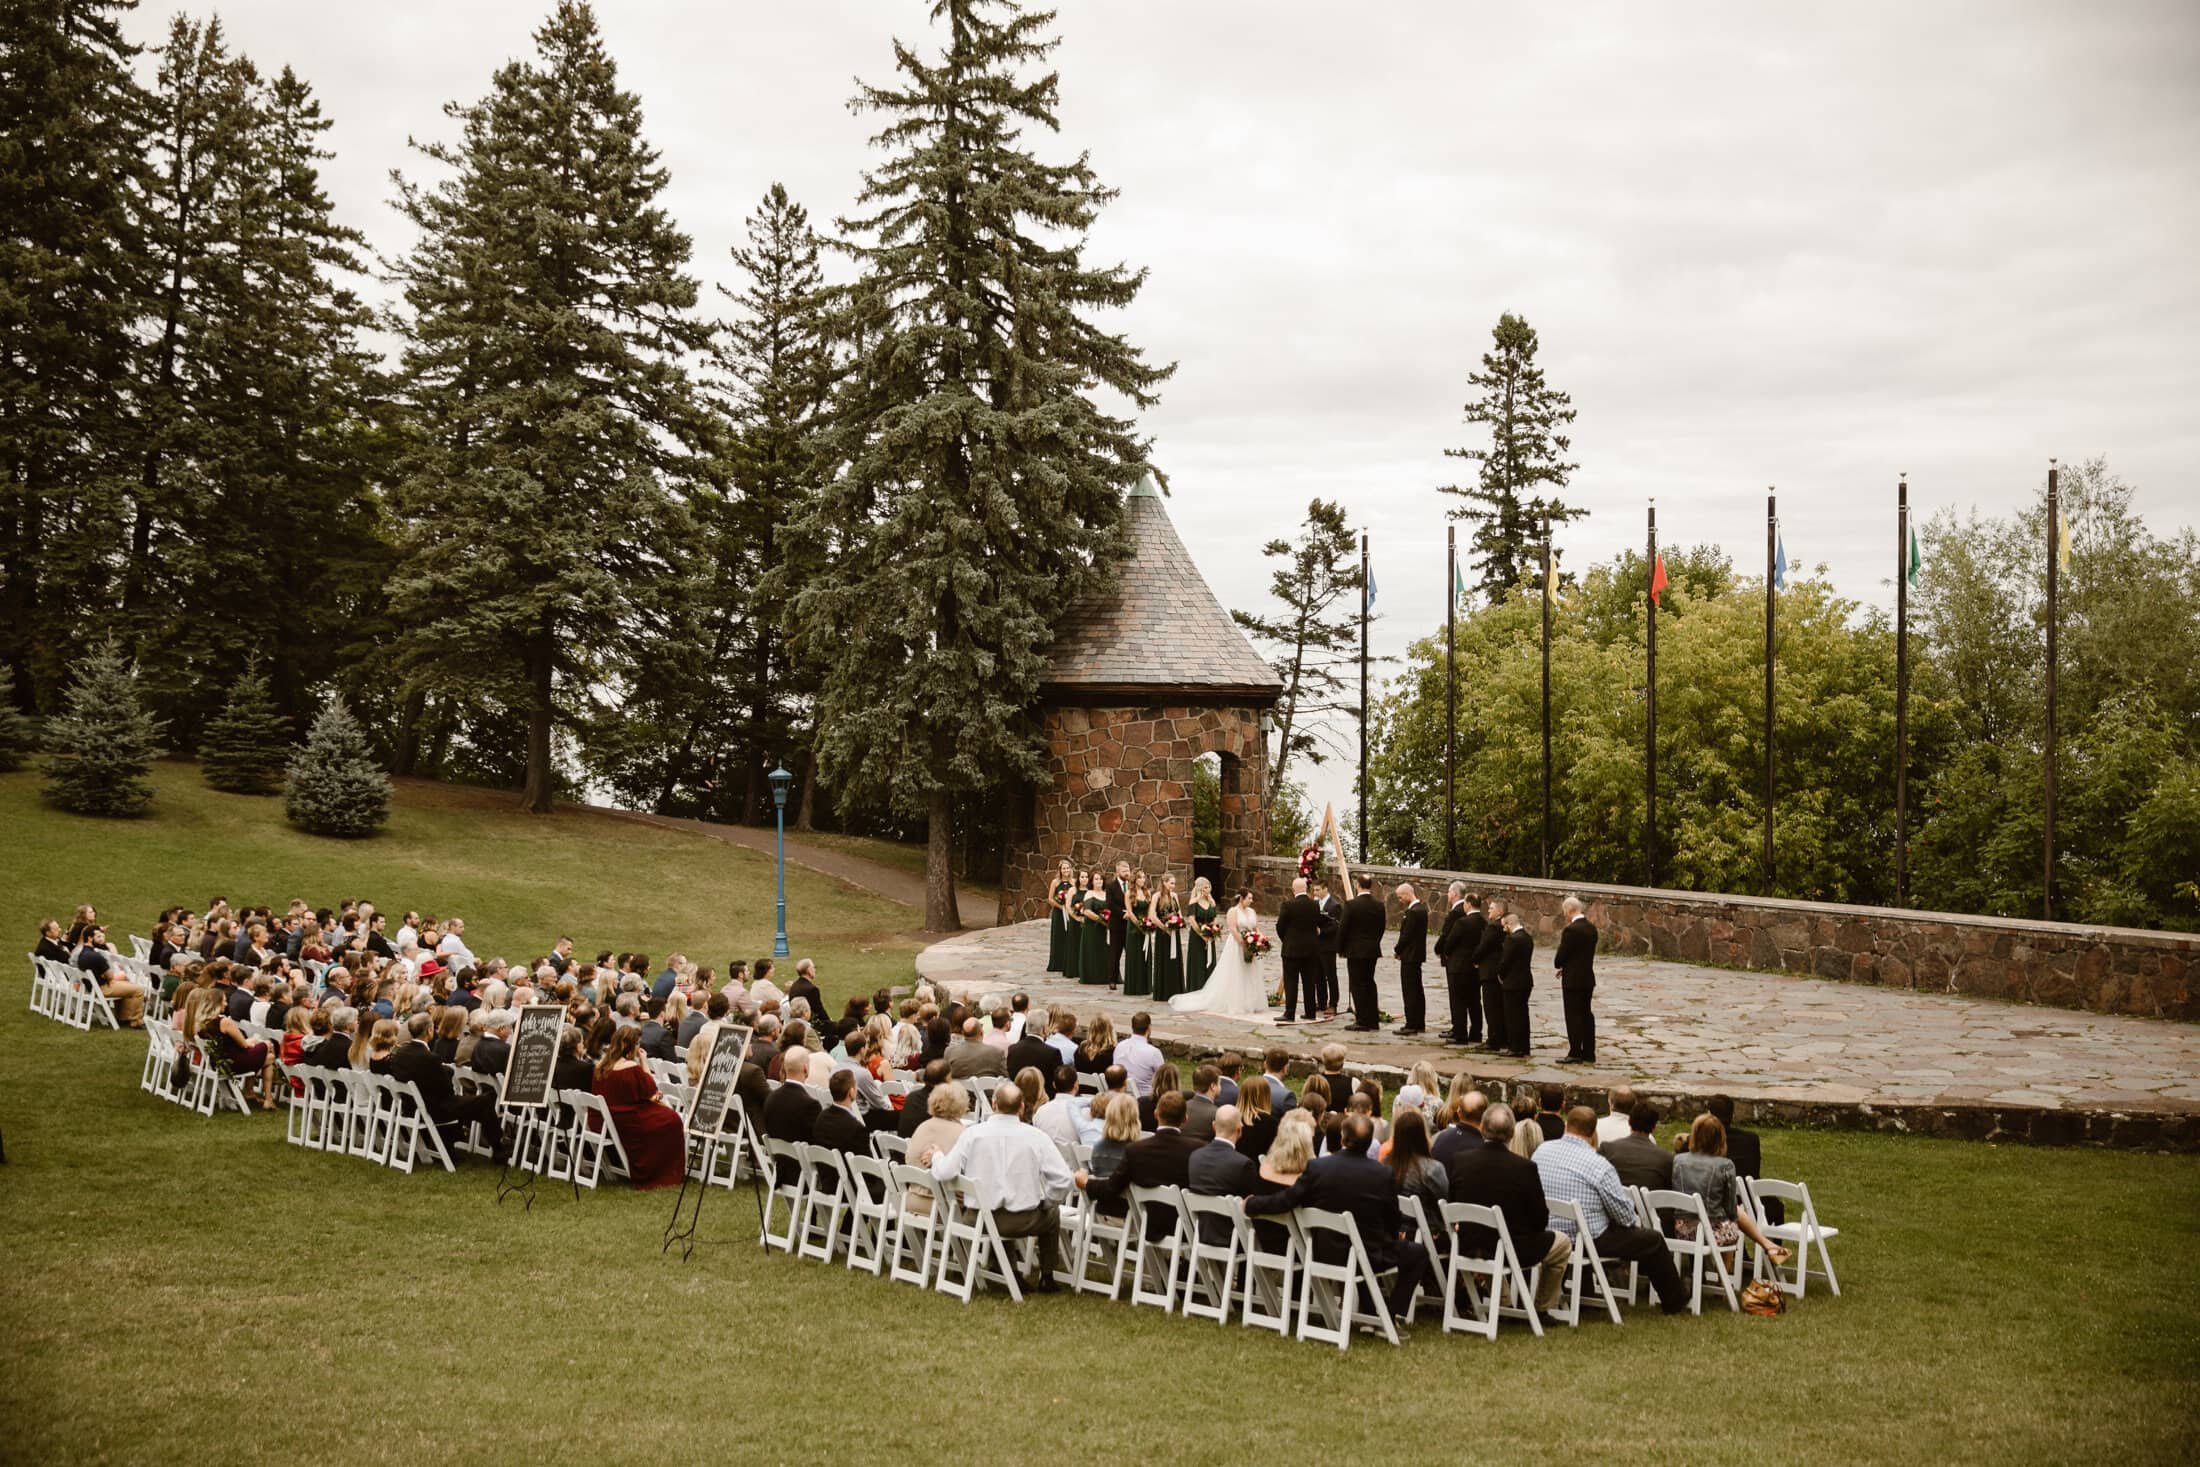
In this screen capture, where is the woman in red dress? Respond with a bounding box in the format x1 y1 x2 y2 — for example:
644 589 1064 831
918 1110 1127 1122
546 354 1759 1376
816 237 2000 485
592 1026 687 1189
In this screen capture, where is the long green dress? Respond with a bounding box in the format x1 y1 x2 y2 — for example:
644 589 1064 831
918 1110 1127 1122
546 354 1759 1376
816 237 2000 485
1078 890 1109 985
1150 898 1185 1001
1185 901 1218 991
1122 895 1152 997
1047 880 1074 975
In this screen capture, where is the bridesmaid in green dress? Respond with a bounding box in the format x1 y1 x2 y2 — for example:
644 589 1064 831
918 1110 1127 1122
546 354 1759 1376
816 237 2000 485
1046 858 1075 975
1183 876 1219 992
1122 871 1153 997
1078 877 1109 985
1150 873 1185 1001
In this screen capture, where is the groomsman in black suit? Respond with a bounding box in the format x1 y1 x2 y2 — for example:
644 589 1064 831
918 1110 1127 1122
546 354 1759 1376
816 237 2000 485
1312 879 1343 1018
1475 898 1509 1052
1554 894 1599 1063
1104 861 1130 987
1338 875 1388 1031
1274 878 1323 1023
1497 911 1534 1057
1434 883 1484 1045
1391 883 1428 1036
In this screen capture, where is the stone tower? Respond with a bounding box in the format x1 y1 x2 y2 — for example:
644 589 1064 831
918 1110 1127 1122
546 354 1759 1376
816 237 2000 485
997 476 1283 922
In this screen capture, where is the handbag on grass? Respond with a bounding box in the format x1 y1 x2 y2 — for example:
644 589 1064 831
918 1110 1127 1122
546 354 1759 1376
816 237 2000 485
1740 1280 1787 1316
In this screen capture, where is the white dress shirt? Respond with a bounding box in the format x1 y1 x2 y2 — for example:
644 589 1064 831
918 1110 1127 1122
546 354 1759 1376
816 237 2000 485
1115 1033 1163 1096
1034 1092 1103 1153
1045 1033 1078 1067
930 1113 1073 1211
1594 1109 1633 1145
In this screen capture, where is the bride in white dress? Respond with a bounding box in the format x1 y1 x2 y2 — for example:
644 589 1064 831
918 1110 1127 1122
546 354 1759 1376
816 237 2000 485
1169 892 1274 1021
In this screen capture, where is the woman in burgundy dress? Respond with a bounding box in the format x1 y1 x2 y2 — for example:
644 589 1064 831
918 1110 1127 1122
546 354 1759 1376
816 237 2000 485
592 1027 687 1188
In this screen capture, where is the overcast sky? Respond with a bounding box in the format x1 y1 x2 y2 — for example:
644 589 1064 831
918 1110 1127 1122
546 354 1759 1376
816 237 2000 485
128 0 2200 819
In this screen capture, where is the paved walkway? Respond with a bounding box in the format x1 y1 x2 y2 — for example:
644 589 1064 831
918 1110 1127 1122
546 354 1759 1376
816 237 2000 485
916 920 2200 1116
589 806 994 929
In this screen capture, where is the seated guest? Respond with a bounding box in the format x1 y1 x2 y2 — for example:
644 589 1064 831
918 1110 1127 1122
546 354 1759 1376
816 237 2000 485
1671 1112 1789 1266
1033 1066 1100 1155
639 993 681 1061
1075 1013 1116 1076
746 1014 782 1079
246 977 275 1027
1012 1065 1047 1124
552 1027 595 1092
886 1002 924 1070
1250 1113 1316 1251
1448 1103 1571 1317
1431 1090 1488 1171
684 991 738 1086
1077 1088 1201 1235
1510 1117 1544 1159
982 1004 1014 1052
34 918 72 965
149 921 190 975
279 1007 311 1083
1314 1044 1352 1102
1114 1012 1163 1095
918 1015 952 1070
1706 1094 1782 1224
1139 1061 1181 1133
1246 1114 1430 1325
761 1046 821 1184
784 957 822 1015
1234 1070 1279 1161
928 1081 1074 1293
1596 1084 1639 1145
1188 1104 1262 1240
650 953 682 1003
677 982 714 1050
71 926 146 1026
1046 1010 1080 1068
1384 1106 1448 1217
1214 1053 1243 1108
1086 1093 1141 1189
1532 1084 1568 1146
1005 1008 1060 1085
1262 1048 1297 1110
904 1078 972 1216
813 1068 871 1155
1534 1107 1690 1315
748 958 784 1010
185 987 276 1109
302 1007 357 1068
428 1007 465 1065
1600 1103 1675 1191
945 1017 1006 1079
373 1018 508 1162
454 1008 490 1067
592 1026 687 1188
469 1009 515 1078
899 1059 952 1140
1392 1061 1442 1126
1182 1064 1222 1141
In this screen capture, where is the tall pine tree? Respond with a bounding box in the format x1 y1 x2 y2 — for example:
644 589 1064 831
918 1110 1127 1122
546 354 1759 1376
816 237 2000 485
198 663 290 793
1 0 151 710
1442 311 1585 603
1231 499 1365 795
284 695 390 837
388 1 719 813
782 0 1171 930
42 638 166 816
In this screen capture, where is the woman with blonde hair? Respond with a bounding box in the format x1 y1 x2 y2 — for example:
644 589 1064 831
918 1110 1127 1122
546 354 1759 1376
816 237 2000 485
1077 1011 1116 1075
1013 1066 1046 1121
905 1082 971 1215
1235 1066 1278 1160
1087 1092 1141 1194
1182 876 1218 991
1510 1117 1544 1159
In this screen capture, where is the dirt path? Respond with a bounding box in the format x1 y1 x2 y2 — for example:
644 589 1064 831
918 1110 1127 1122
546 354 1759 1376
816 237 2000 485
587 805 995 930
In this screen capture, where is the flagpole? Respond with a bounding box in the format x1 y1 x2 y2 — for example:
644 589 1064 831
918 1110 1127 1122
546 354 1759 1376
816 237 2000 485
1763 488 1777 897
2044 459 2058 921
1895 474 1910 908
1358 532 1369 862
1540 515 1553 881
1444 524 1457 870
1645 498 1658 889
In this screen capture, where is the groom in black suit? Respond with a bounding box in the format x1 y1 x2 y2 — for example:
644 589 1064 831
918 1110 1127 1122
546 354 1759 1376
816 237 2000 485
1392 882 1428 1036
1338 876 1387 1031
1103 861 1130 987
1274 879 1323 1024
1434 883 1485 1045
1313 880 1343 1018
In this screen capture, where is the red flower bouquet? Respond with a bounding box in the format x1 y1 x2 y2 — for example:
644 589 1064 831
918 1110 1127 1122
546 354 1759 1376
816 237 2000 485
1242 929 1273 957
1164 913 1186 930
1199 921 1223 941
1298 844 1321 878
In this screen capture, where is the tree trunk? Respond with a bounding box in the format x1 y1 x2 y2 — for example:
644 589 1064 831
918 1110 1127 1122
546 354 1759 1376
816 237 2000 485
925 787 960 933
743 623 770 824
795 746 817 832
391 686 427 776
520 625 555 814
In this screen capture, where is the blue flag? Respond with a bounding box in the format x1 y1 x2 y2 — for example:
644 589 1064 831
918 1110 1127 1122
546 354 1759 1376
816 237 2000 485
1773 532 1789 591
1366 563 1378 610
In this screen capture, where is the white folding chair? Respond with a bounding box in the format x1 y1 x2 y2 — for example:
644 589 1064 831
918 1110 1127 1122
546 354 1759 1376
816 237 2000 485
140 1022 177 1097
887 1162 946 1287
567 1091 631 1186
275 1063 313 1145
1291 1208 1401 1348
1179 1192 1247 1324
1646 1188 1741 1313
761 1139 806 1252
842 1152 897 1274
69 963 121 1031
1127 1185 1190 1313
1548 1201 1626 1326
795 1144 852 1263
1398 1194 1452 1322
1240 1208 1302 1335
1745 1178 1841 1297
1070 1184 1134 1300
870 1131 908 1163
934 1177 1026 1304
129 933 152 960
384 1078 459 1174
1438 1202 1545 1339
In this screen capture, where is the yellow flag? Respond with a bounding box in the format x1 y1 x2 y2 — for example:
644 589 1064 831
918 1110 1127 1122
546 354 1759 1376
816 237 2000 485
1545 551 1558 602
2056 508 2072 573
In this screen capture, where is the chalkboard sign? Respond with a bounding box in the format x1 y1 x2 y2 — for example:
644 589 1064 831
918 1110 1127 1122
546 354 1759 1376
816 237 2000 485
502 1004 566 1108
687 1024 753 1137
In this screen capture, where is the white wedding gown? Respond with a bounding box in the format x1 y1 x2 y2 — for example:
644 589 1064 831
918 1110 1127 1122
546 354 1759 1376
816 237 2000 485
1169 906 1274 1020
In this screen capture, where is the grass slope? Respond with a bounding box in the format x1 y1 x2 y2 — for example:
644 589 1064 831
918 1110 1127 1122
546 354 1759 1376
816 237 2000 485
2 768 2197 1464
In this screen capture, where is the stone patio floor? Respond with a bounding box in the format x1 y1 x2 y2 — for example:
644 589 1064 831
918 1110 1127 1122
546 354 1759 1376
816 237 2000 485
915 919 2200 1115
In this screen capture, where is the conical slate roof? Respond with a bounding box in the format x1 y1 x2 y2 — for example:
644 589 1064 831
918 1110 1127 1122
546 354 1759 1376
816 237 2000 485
1040 475 1284 701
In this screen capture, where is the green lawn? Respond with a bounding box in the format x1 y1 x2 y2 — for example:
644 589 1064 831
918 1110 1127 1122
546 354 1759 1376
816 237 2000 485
2 766 2197 1464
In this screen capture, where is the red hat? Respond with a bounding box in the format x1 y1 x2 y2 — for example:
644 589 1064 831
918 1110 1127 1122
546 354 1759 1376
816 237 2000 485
418 958 444 979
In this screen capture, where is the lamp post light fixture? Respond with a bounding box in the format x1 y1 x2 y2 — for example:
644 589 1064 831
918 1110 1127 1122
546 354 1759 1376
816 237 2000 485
768 765 794 958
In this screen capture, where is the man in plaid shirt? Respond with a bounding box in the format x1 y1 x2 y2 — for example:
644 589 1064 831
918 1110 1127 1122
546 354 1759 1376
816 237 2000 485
1535 1107 1690 1314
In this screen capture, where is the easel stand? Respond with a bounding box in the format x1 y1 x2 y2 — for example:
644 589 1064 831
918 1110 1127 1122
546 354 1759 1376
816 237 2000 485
662 1132 766 1263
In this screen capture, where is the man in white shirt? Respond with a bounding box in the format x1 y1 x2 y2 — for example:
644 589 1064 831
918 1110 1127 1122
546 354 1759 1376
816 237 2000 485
1114 1011 1163 1096
438 917 476 967
929 1082 1073 1292
1044 1010 1079 1068
393 911 420 954
1033 1068 1103 1156
1595 1084 1637 1146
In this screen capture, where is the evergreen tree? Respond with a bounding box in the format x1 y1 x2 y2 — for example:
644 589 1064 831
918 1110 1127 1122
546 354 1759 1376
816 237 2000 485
783 0 1171 931
1231 498 1365 795
42 638 166 816
284 695 390 836
198 665 290 793
1442 312 1585 603
0 666 35 772
1 0 152 708
388 0 718 814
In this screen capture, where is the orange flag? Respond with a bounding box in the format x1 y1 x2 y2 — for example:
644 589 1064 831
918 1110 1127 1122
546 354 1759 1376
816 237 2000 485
1650 553 1669 607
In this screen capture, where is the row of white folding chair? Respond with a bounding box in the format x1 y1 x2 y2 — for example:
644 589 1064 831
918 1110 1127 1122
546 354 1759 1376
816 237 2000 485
106 952 170 1022
689 1098 769 1190
505 1089 632 1188
279 1065 457 1172
27 955 120 1031
130 933 153 961
1743 1177 1840 1297
140 1022 249 1116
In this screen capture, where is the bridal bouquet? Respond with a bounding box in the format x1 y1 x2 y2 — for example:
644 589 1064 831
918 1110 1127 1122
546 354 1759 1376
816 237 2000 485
1199 920 1223 941
1241 928 1272 957
1163 913 1186 931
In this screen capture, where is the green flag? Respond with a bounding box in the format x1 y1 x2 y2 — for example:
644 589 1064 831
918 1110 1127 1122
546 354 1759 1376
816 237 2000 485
1907 523 1921 587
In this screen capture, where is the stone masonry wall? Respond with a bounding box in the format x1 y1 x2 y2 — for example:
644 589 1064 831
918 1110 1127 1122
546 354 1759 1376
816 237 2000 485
999 703 1269 923
1246 856 2198 1022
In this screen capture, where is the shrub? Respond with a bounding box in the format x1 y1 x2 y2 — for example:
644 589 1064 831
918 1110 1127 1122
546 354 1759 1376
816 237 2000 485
41 638 166 816
284 696 391 837
200 666 292 794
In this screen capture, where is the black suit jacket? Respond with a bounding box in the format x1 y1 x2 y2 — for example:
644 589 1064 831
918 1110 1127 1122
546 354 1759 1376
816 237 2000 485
1181 1092 1219 1141
1338 893 1387 962
1600 1132 1676 1191
1246 1150 1408 1266
1393 902 1428 964
302 1034 355 1071
1554 917 1597 987
1315 895 1343 956
1453 909 1492 977
378 1042 460 1124
1724 1124 1764 1181
1473 921 1505 983
1103 878 1128 942
470 1035 512 1078
1275 894 1324 959
1499 927 1534 990
1084 1127 1201 1229
812 1103 869 1156
1446 1141 1556 1264
1005 1035 1058 1085
786 976 824 1015
1187 1137 1261 1198
1431 1124 1485 1173
763 1083 823 1182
